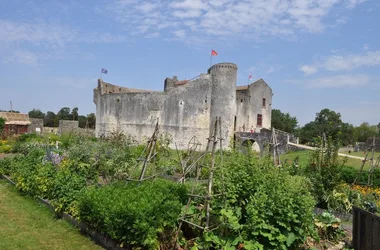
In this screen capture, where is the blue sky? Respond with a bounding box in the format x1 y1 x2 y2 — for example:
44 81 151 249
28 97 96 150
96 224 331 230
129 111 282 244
0 0 379 126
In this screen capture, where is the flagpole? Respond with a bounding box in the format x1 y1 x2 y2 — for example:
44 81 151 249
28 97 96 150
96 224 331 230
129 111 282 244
210 51 212 68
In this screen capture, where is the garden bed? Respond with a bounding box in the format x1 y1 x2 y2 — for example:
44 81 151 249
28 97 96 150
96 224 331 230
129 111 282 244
0 133 369 249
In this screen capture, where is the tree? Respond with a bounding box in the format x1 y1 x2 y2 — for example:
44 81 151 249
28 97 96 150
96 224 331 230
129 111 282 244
87 113 96 129
78 115 87 128
0 110 20 113
354 122 377 142
271 109 298 133
299 108 354 146
44 111 58 127
57 107 71 120
70 107 79 121
0 117 5 137
28 109 45 119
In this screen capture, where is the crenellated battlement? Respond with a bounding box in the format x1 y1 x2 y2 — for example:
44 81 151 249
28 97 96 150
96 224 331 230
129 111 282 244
208 62 238 73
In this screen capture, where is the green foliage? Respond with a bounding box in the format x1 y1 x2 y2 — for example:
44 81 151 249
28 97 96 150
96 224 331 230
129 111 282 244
44 111 58 127
17 132 39 142
299 108 354 146
0 156 13 175
324 184 362 214
57 107 71 120
314 212 345 243
87 113 96 129
271 109 298 133
0 117 5 137
203 151 316 250
71 107 79 121
28 109 45 119
51 169 87 216
78 180 188 249
78 115 87 128
302 136 346 206
354 122 377 142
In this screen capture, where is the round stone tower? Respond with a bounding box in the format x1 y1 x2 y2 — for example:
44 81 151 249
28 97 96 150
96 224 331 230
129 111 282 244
208 62 237 148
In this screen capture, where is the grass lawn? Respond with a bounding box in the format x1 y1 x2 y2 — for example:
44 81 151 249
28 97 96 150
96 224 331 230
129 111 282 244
282 150 372 170
0 180 103 250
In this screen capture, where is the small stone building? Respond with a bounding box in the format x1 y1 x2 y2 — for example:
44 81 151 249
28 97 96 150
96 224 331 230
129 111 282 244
94 62 273 150
0 112 31 138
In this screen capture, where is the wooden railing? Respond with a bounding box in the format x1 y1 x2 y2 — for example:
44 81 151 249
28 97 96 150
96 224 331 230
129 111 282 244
352 206 380 250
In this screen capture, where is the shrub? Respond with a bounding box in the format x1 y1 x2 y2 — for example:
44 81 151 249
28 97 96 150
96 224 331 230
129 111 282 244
0 156 13 175
302 136 346 207
78 179 188 249
200 151 316 250
340 166 380 188
51 169 88 216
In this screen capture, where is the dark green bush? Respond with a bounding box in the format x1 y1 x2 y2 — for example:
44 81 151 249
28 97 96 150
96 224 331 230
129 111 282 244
51 169 87 215
17 133 38 142
340 166 380 187
0 156 13 175
78 180 188 249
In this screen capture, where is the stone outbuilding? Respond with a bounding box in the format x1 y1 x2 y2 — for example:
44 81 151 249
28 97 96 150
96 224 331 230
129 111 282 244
0 112 31 138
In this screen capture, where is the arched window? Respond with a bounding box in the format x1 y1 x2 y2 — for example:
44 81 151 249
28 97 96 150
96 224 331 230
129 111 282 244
262 98 266 108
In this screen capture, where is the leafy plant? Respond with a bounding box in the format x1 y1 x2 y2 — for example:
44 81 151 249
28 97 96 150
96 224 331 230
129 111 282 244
303 136 346 207
201 150 317 250
78 180 188 249
314 212 345 243
0 117 5 138
324 183 362 214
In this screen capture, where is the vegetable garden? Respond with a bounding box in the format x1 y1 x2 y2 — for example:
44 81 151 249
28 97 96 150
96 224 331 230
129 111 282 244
1 132 379 249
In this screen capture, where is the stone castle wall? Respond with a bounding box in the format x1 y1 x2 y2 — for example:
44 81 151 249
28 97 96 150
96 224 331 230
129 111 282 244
94 62 273 150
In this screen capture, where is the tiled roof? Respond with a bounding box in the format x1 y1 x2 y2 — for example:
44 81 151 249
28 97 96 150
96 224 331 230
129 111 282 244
0 112 31 125
236 85 249 91
175 80 189 86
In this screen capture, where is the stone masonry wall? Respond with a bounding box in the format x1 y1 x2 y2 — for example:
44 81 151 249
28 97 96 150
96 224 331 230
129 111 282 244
59 120 79 134
95 74 213 149
28 118 44 134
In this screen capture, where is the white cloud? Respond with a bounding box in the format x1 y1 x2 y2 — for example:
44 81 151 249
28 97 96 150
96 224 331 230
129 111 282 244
0 19 127 48
300 65 318 75
289 74 370 88
173 29 186 39
300 51 380 74
324 51 380 71
346 0 368 9
101 0 366 43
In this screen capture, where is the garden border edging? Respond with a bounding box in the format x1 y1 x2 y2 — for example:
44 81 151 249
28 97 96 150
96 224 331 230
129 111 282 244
0 174 125 250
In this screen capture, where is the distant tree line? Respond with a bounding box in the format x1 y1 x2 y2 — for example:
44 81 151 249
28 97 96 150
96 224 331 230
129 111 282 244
272 108 380 146
0 110 20 113
28 107 96 129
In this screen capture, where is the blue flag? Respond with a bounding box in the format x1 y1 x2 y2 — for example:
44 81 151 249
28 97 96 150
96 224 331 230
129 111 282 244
101 68 108 74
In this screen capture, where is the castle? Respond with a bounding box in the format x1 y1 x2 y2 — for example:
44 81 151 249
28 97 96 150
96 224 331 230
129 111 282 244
93 62 273 150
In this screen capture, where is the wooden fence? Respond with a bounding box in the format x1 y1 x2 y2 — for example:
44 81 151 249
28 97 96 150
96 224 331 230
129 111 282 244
353 206 380 250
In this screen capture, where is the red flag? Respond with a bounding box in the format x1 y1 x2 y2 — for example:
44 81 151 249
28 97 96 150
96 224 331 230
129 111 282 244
211 50 218 56
248 73 253 79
